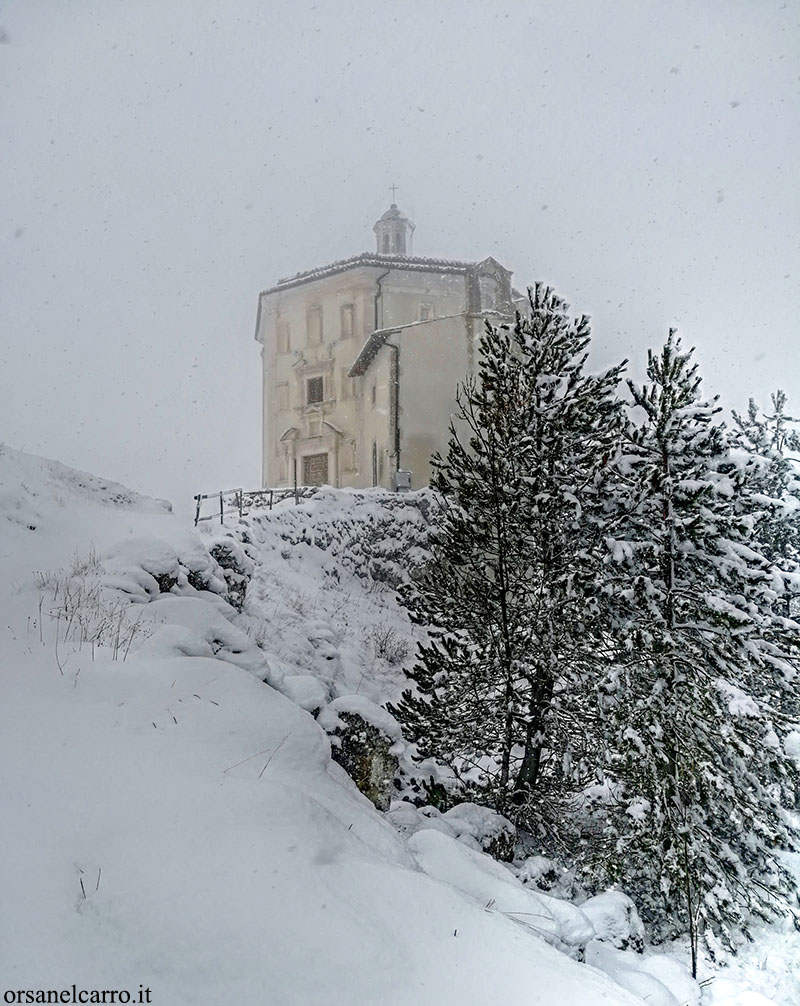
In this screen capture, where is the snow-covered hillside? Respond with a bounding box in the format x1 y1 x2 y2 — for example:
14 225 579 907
1 446 796 1005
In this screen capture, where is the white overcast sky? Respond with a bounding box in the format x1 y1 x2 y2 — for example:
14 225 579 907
1 1 798 512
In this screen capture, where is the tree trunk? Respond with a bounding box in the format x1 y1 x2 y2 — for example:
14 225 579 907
487 427 516 811
511 674 554 803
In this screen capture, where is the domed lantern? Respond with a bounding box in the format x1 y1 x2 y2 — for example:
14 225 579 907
373 201 415 256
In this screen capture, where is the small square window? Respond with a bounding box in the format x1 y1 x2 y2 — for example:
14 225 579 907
306 376 324 404
419 303 434 322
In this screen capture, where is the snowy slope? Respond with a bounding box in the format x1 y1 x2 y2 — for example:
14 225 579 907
0 448 642 1004
0 445 172 585
225 486 434 707
0 446 794 1005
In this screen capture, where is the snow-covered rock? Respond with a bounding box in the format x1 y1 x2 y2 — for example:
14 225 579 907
386 800 517 860
136 594 278 684
386 801 459 840
317 693 405 744
103 534 233 604
206 534 254 610
103 536 187 597
581 890 645 951
281 673 330 713
318 695 404 811
441 801 517 862
517 854 579 901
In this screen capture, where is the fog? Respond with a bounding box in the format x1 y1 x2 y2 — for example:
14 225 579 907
2 1 798 512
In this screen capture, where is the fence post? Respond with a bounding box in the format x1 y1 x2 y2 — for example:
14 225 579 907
219 492 224 525
194 495 201 527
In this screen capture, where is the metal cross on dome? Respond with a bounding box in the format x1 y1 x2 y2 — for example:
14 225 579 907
390 183 399 203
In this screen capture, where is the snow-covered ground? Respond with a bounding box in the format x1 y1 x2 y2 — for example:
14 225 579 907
1 445 797 1005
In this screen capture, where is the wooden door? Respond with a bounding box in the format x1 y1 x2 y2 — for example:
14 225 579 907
302 452 328 486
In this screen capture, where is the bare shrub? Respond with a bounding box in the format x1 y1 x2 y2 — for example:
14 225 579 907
35 554 150 662
366 624 409 665
70 546 101 577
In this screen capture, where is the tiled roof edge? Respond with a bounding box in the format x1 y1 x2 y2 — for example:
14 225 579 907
259 252 477 296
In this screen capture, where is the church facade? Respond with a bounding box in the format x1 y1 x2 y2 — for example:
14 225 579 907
254 204 516 490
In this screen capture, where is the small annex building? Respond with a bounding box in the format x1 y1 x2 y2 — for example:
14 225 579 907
254 203 517 490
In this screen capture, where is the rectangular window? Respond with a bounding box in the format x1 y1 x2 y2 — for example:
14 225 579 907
277 320 291 354
371 384 376 407
307 306 323 346
306 376 324 404
340 368 354 399
479 276 498 311
276 382 290 412
341 304 354 339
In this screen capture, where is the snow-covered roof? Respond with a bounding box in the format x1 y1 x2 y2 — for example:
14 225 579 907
260 252 482 296
348 306 514 378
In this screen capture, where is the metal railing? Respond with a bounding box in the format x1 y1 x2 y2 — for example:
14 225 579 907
193 486 320 526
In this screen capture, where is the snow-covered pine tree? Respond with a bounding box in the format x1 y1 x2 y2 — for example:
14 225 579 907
730 391 800 606
596 333 800 976
728 392 800 808
391 284 626 838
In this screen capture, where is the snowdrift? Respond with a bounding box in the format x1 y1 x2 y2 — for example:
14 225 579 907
1 448 794 1005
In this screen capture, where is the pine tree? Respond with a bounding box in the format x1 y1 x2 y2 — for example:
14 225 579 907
595 333 800 975
392 284 626 838
730 391 800 603
728 391 800 806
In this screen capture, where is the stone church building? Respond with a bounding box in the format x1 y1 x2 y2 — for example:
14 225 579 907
254 203 517 490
